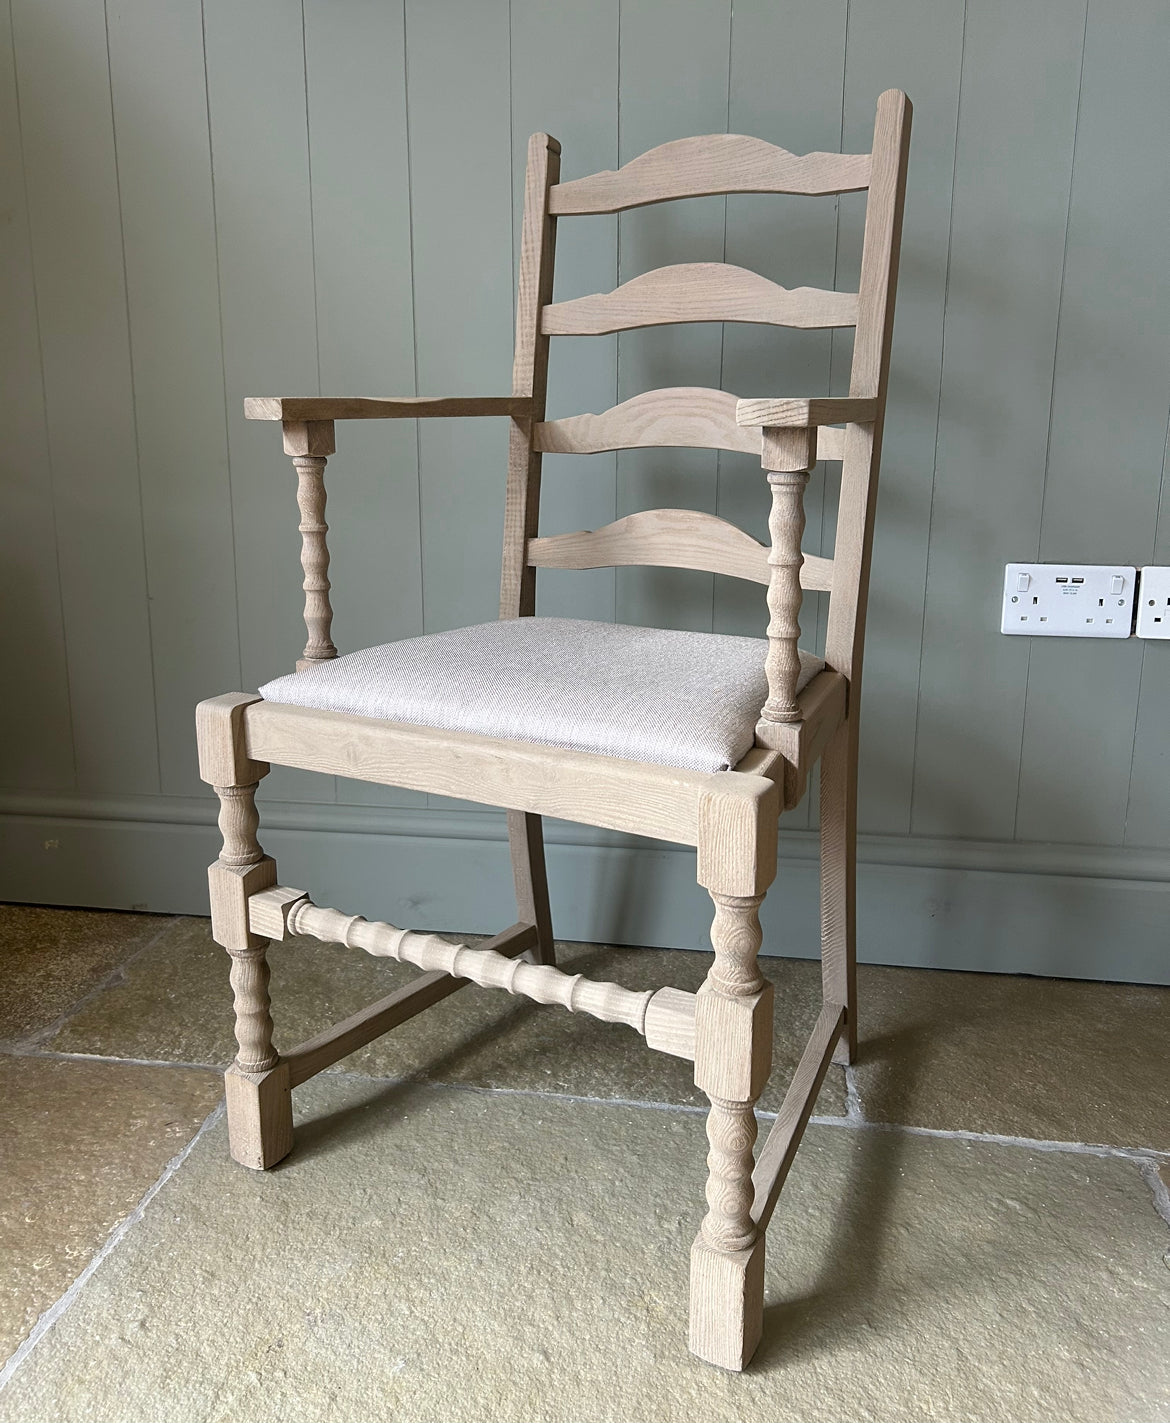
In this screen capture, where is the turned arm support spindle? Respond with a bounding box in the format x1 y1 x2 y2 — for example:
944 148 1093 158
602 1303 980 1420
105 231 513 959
735 396 879 744
283 420 337 670
757 425 812 738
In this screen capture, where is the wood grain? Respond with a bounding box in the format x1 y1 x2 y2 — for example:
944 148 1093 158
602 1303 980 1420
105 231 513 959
736 395 878 428
550 133 871 213
244 395 531 421
282 921 538 1085
542 262 857 334
824 89 912 681
535 387 762 456
283 894 695 1047
245 699 719 845
528 507 774 584
499 131 559 619
749 999 844 1230
756 470 811 730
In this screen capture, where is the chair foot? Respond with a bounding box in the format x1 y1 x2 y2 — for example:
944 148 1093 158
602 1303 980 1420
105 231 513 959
225 1060 293 1170
688 1231 766 1371
832 1011 856 1066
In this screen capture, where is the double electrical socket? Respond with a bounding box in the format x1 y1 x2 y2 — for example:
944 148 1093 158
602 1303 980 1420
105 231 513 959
1001 564 1135 638
1001 564 1170 638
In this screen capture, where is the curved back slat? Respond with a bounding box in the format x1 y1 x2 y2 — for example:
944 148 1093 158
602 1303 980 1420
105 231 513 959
534 387 846 462
542 264 858 336
550 134 871 214
528 508 834 591
534 387 761 456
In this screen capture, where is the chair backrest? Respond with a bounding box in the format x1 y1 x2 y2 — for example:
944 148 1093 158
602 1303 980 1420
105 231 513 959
499 90 911 695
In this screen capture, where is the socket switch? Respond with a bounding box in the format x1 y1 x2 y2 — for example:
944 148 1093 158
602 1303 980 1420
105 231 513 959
1136 565 1170 638
1000 563 1135 638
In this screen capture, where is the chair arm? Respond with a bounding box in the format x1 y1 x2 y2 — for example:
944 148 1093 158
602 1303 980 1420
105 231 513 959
244 395 533 422
735 396 877 429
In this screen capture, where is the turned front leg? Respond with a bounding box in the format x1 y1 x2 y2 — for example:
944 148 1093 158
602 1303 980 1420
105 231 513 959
690 889 774 1370
283 419 337 670
197 693 293 1171
215 782 278 1074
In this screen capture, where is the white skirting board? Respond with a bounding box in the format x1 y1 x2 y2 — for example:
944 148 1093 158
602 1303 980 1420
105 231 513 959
0 796 1167 984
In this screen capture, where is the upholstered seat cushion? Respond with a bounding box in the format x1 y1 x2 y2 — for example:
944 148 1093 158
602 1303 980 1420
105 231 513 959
258 617 824 775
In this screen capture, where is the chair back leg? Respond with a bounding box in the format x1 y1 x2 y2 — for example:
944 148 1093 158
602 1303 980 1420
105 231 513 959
508 809 555 966
819 717 858 1065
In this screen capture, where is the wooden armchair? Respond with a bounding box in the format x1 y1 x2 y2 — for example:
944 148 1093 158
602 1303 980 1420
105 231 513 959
196 89 911 1371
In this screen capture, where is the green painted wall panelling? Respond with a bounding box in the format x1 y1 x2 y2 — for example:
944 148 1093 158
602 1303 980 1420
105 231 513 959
1 0 1167 981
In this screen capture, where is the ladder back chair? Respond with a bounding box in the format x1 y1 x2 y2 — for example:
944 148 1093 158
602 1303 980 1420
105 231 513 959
197 88 911 1371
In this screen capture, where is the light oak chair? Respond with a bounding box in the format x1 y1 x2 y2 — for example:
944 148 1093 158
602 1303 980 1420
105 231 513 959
196 89 910 1372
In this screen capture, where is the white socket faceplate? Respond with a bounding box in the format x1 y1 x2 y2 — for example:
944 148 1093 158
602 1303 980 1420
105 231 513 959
1136 566 1170 639
1001 564 1136 638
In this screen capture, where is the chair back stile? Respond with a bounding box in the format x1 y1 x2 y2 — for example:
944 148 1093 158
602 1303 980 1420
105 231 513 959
499 133 560 621
824 89 912 687
504 92 911 711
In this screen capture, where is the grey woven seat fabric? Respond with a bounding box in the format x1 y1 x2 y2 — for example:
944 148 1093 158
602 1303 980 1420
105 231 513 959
258 617 824 774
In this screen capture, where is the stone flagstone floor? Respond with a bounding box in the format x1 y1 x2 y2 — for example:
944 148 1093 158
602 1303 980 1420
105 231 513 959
0 903 1167 1421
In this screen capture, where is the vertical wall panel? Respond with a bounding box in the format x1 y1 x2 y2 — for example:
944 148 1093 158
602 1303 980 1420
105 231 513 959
614 0 731 633
11 0 158 793
911 0 1086 841
510 0 620 624
106 0 239 798
1125 648 1170 848
406 0 515 637
0 0 74 790
1016 0 1170 845
405 0 514 815
204 0 331 804
304 0 424 810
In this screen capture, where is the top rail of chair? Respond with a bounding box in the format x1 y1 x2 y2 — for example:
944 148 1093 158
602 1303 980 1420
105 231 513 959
548 134 871 215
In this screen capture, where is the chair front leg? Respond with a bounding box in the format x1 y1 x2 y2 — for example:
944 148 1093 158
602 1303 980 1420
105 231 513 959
690 889 774 1372
198 693 294 1171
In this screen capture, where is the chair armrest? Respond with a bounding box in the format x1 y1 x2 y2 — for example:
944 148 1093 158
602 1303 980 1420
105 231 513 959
244 395 533 422
735 396 877 428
